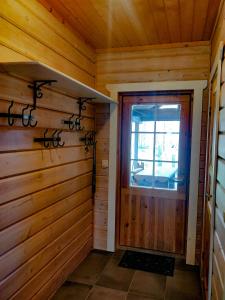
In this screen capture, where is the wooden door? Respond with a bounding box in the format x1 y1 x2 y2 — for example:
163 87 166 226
119 94 191 255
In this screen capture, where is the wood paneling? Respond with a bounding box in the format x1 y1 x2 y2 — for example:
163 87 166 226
212 253 224 300
120 188 186 253
214 232 225 284
94 103 110 250
211 1 225 63
32 238 93 300
38 0 221 49
0 72 94 299
0 0 95 87
96 42 210 95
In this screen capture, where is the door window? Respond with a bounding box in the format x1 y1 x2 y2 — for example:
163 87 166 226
130 104 181 190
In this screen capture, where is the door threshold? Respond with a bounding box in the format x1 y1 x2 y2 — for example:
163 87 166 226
117 245 185 259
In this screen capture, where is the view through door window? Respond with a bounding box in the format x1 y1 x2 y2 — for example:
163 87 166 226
130 104 181 190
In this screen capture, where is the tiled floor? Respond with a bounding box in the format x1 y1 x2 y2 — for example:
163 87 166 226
52 250 202 300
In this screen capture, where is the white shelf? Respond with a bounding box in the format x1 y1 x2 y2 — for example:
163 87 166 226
0 61 116 104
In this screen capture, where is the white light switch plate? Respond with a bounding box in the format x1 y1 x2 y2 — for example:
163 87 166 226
102 160 109 169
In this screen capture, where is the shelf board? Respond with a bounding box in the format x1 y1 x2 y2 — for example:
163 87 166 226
0 61 116 104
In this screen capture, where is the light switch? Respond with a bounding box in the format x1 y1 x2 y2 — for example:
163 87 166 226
102 160 109 169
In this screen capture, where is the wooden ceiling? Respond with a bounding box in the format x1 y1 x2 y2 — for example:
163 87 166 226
39 0 221 49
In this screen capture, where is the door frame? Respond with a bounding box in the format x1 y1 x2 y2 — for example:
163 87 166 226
106 80 207 265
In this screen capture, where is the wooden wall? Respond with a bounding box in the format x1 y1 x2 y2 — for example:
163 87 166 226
96 42 210 95
210 58 225 300
94 104 110 250
0 0 95 87
0 1 97 298
0 71 94 299
95 42 210 261
211 0 225 63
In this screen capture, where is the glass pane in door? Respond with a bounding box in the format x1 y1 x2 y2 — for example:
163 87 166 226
129 104 181 190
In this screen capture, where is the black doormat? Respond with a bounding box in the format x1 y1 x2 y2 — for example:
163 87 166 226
119 250 175 276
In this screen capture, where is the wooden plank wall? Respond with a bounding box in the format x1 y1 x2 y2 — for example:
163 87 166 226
94 104 110 250
0 1 97 297
96 42 210 95
211 0 225 63
0 71 94 300
95 42 210 260
0 0 95 87
210 59 225 300
210 4 225 299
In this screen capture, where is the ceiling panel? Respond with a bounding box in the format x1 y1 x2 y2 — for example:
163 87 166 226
39 0 221 49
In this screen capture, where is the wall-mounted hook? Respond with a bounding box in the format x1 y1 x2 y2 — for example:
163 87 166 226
80 130 97 194
21 104 37 127
34 129 65 148
43 129 50 148
22 104 30 127
63 113 75 130
52 129 59 148
29 107 38 127
7 101 15 126
0 101 32 127
80 130 96 152
56 130 65 147
75 116 84 131
68 114 75 130
63 114 84 131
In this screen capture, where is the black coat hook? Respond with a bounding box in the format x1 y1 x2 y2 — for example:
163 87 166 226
43 129 50 148
0 101 29 127
8 101 14 126
34 129 65 148
63 114 84 131
80 130 96 152
22 104 37 128
56 130 65 147
22 104 30 127
29 107 38 127
75 116 84 131
52 129 59 148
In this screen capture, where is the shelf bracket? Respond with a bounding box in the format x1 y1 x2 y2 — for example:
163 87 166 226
28 80 57 109
77 97 95 119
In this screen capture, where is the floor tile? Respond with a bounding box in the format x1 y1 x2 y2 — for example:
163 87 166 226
129 271 166 300
67 251 111 285
87 286 127 300
127 292 158 300
96 254 135 291
175 258 200 272
52 282 92 300
165 269 202 300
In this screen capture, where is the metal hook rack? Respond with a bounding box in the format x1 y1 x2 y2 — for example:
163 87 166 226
0 80 57 127
80 130 97 194
63 97 95 131
63 114 84 131
80 130 96 152
0 100 36 127
34 129 65 148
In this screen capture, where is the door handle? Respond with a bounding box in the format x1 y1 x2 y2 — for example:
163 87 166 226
171 176 185 183
205 192 212 200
